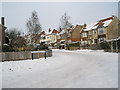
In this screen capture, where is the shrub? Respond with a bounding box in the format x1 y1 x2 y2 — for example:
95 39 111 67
68 42 80 47
2 44 15 52
100 41 110 49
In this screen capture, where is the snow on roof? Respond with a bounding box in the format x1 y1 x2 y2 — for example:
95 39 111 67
59 29 65 34
106 36 120 42
92 24 99 30
103 19 112 27
46 29 59 35
84 16 114 31
84 22 98 31
60 40 65 42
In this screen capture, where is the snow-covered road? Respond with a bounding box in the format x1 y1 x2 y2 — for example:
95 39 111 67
2 49 118 88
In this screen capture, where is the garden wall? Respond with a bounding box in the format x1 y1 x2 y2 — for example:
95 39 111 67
0 50 52 62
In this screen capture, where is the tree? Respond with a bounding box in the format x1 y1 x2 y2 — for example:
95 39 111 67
6 28 26 49
59 12 72 30
26 11 42 34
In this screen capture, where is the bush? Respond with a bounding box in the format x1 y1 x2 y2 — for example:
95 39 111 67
100 41 110 50
67 42 80 47
2 45 15 52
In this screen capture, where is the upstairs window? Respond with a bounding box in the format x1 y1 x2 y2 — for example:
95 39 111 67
93 30 97 34
98 28 105 35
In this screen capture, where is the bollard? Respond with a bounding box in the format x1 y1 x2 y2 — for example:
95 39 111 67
45 51 46 59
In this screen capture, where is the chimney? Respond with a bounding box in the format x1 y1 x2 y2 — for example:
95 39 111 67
1 17 5 25
84 24 87 27
59 27 62 32
49 28 51 32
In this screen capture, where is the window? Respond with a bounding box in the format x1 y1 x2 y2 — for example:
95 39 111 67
89 31 92 35
94 30 97 34
82 32 87 37
43 37 45 39
98 28 105 35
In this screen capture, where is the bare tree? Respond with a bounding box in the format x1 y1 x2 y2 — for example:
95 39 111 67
59 12 72 30
26 11 42 34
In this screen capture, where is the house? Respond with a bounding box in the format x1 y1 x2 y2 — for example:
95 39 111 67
45 29 59 47
39 31 46 44
80 15 120 50
57 25 83 49
80 24 91 47
67 25 83 43
25 31 45 45
0 17 7 46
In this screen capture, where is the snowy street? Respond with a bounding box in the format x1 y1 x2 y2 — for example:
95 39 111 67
2 49 118 88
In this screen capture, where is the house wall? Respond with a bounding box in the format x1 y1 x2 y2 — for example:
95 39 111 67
45 34 57 45
71 25 83 41
60 33 67 40
80 30 88 46
0 24 5 46
92 30 98 39
106 16 120 40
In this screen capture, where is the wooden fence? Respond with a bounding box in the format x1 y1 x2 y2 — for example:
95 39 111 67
0 50 52 62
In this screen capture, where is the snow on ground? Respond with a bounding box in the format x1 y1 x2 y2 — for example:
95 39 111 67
2 49 118 88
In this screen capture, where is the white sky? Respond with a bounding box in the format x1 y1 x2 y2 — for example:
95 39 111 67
1 1 119 34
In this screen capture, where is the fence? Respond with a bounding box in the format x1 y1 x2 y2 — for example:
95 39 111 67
0 50 52 62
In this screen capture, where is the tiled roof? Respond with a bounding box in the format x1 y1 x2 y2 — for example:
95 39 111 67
52 29 59 34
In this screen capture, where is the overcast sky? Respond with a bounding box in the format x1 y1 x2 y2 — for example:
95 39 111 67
2 2 118 34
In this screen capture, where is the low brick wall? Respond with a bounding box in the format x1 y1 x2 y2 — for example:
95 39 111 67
0 50 52 62
67 47 80 50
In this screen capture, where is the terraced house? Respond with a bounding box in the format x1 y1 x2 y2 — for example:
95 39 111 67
80 15 120 50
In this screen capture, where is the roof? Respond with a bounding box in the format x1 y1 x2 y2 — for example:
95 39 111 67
67 37 80 42
46 30 52 35
52 29 59 34
84 16 114 31
103 19 112 27
84 22 98 31
59 29 66 34
46 29 59 35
